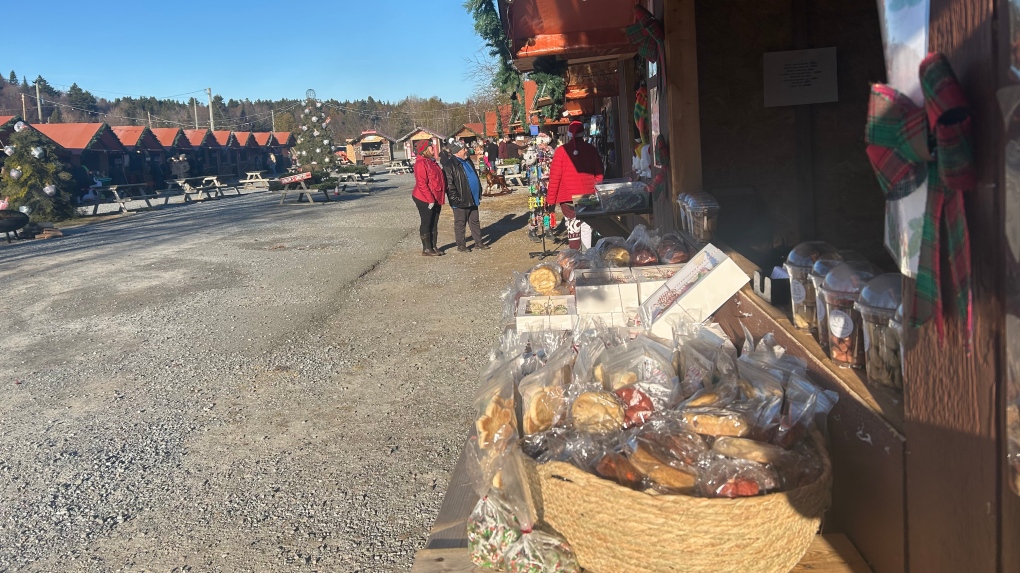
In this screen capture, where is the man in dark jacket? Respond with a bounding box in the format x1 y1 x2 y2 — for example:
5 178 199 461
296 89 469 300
442 141 490 252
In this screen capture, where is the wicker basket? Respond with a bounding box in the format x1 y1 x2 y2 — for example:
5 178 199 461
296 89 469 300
520 435 832 573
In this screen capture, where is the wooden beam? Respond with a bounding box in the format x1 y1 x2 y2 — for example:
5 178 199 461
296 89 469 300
618 57 637 178
903 1 1002 572
663 0 703 229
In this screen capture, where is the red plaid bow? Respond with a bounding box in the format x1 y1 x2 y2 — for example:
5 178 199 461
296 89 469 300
864 53 976 349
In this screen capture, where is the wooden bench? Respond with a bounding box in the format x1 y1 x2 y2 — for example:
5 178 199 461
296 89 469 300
412 438 874 573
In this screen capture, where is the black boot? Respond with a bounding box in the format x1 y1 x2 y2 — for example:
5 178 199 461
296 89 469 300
420 233 439 256
431 231 443 255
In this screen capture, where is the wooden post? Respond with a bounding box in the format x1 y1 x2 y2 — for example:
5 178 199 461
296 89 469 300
902 1 1003 571
663 0 703 229
618 57 637 178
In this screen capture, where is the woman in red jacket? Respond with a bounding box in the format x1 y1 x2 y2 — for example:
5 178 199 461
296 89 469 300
546 121 604 250
412 140 446 256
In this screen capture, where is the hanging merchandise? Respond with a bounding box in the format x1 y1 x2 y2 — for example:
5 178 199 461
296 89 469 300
865 53 975 348
634 85 649 144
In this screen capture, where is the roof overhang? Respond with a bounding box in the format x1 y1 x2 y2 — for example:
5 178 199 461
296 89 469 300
498 0 636 72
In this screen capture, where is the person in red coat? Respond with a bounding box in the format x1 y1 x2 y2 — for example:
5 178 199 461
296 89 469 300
411 140 446 256
546 121 604 250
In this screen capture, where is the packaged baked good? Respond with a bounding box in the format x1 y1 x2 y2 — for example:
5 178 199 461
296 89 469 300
627 441 699 494
505 530 581 573
519 348 574 435
712 437 792 465
555 249 583 282
598 336 679 410
468 491 522 569
698 458 779 498
595 452 646 490
626 224 660 266
592 236 631 268
680 408 752 437
784 241 840 332
774 375 839 448
570 391 626 434
635 417 709 468
528 262 564 295
819 261 881 368
855 273 904 391
656 232 690 264
615 386 655 428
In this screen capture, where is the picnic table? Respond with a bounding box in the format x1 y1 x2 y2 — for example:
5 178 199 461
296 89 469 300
272 172 332 205
387 160 411 174
77 183 158 215
333 172 373 193
242 171 271 190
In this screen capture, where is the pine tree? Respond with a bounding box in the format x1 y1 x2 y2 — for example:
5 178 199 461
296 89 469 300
0 128 76 221
66 83 97 113
291 97 334 172
48 108 62 123
33 75 60 99
8 70 16 85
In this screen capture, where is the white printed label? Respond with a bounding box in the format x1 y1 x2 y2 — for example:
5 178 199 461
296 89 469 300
791 280 807 304
829 310 854 339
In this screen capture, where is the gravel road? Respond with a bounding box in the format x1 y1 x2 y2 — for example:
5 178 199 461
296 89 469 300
0 175 534 572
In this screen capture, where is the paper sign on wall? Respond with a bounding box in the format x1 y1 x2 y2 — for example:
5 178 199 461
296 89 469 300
763 47 838 107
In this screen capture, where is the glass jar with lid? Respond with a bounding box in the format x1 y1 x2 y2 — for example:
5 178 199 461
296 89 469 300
785 241 840 332
819 261 881 368
856 273 904 390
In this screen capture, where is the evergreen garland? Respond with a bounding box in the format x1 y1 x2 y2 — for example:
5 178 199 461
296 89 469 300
0 128 76 221
530 56 568 121
464 0 523 135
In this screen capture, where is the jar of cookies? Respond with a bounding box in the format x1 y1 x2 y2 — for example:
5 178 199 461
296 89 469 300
687 194 720 243
785 242 840 332
809 251 867 355
855 273 903 390
819 261 880 368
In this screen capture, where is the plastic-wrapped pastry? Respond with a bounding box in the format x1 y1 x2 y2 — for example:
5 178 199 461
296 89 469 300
595 452 645 490
571 391 626 434
615 386 655 428
656 233 690 264
528 263 563 295
680 408 752 437
628 442 698 493
698 458 779 498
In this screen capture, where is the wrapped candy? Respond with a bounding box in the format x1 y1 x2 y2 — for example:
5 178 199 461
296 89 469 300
468 492 521 569
505 530 581 573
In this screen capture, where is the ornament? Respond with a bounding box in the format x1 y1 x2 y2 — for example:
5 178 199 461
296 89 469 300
31 147 44 159
315 148 321 153
301 150 307 156
3 145 13 156
14 121 26 132
19 205 32 215
301 125 308 131
316 102 322 108
313 130 320 136
324 158 330 163
322 123 328 129
297 137 303 143
306 89 316 100
312 116 319 122
9 168 22 180
43 184 56 196
322 139 329 145
305 108 311 114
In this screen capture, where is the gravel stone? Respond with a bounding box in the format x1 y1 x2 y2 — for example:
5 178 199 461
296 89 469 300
0 174 536 572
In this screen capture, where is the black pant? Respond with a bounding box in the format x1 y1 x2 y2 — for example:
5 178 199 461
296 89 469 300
413 197 441 236
453 206 482 247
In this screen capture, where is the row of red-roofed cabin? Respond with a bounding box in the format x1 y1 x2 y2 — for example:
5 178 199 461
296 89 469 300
0 115 295 190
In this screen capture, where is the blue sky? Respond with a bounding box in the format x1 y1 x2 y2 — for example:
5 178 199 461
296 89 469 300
3 0 485 104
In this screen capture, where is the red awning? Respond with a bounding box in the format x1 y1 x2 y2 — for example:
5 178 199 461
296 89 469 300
500 0 635 71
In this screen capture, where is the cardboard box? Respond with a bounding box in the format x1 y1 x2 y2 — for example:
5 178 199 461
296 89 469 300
632 264 686 304
574 268 639 316
639 245 750 339
516 296 577 332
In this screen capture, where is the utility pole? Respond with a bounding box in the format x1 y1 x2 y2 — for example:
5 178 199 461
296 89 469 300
21 93 26 119
193 98 199 129
271 109 275 132
34 81 42 122
147 111 152 128
205 88 215 131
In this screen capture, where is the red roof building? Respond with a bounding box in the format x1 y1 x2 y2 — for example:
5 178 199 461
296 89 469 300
183 129 216 148
111 126 164 152
150 128 192 151
233 131 257 148
32 123 126 153
252 132 274 147
272 132 295 147
211 131 239 148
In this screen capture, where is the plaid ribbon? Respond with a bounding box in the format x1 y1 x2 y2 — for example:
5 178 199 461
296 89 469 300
625 5 664 63
864 53 976 348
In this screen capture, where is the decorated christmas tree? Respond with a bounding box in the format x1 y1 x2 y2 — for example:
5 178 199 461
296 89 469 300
292 89 334 173
0 123 76 221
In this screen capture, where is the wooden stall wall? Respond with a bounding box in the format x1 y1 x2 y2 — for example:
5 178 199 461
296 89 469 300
693 0 889 268
901 1 1003 571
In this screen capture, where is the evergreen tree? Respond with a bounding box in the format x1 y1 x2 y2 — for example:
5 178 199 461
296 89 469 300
291 98 334 171
33 75 60 98
66 83 97 113
0 128 76 221
48 108 62 123
8 70 16 85
21 77 28 92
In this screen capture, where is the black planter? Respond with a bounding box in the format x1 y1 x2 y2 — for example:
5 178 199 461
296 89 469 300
0 209 30 242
